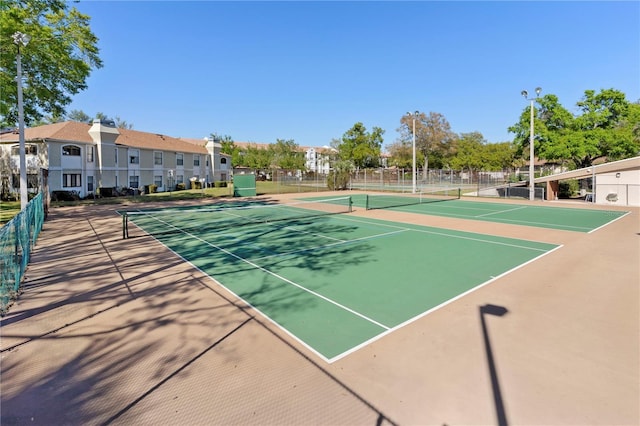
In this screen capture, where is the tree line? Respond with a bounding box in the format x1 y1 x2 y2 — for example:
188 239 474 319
212 134 307 172
222 88 639 175
3 2 637 175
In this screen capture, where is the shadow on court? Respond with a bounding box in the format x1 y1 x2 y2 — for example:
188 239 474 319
1 204 397 425
480 304 510 426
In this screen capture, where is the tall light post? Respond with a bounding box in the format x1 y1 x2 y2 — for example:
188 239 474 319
521 87 541 201
407 111 420 193
13 31 31 210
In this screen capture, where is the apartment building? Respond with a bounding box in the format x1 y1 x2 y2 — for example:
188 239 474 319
0 119 231 198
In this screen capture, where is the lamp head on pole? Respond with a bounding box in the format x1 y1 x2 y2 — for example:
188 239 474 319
12 32 31 47
521 90 528 98
535 87 542 96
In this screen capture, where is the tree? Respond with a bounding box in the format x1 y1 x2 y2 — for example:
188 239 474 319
334 122 384 169
385 139 415 169
398 112 456 177
509 89 639 170
67 109 91 123
269 139 305 170
482 141 517 171
449 132 485 173
243 143 272 170
94 112 133 129
0 0 103 128
327 159 353 190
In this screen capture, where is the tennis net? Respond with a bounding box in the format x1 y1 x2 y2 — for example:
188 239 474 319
365 188 460 210
122 196 353 239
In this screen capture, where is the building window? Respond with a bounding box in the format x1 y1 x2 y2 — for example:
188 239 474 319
63 173 81 187
87 146 94 162
221 173 227 181
176 153 184 166
129 175 139 189
176 174 184 184
221 158 227 164
154 175 163 187
62 145 81 156
130 151 139 164
154 151 163 165
194 155 200 166
87 176 94 192
12 174 38 188
11 144 38 156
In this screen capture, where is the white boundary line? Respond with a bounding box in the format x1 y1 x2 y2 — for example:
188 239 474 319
587 210 631 234
128 210 562 364
380 200 629 232
327 244 565 363
125 217 338 364
334 215 553 252
133 213 391 332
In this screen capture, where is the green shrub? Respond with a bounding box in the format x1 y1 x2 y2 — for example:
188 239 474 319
52 190 80 201
191 180 202 190
327 170 350 190
214 181 227 188
148 184 157 194
176 183 186 191
1 192 19 202
558 180 579 198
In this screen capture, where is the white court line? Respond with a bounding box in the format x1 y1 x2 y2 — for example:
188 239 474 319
251 228 410 262
132 213 391 332
130 209 561 363
392 208 594 231
383 201 628 232
334 215 552 252
474 206 528 217
217 206 348 243
327 244 565 363
587 210 631 234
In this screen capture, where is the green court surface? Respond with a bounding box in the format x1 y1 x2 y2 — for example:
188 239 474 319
125 200 560 362
348 194 628 233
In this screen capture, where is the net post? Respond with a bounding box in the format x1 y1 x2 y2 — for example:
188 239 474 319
349 196 353 213
365 194 369 210
457 187 461 199
122 212 128 239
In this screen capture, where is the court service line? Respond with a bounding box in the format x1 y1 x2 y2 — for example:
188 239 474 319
412 208 593 231
474 206 528 217
251 228 411 262
219 208 347 243
134 214 392 331
400 203 622 231
335 215 552 252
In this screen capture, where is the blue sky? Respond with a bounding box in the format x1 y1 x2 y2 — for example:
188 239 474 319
68 1 639 149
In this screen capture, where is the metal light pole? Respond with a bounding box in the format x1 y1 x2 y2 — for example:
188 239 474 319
407 111 420 193
521 87 541 201
13 31 31 210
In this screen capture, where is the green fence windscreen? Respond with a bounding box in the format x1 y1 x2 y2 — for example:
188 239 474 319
233 174 257 197
1 193 45 315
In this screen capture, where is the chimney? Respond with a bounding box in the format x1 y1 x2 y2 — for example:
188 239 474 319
89 119 120 189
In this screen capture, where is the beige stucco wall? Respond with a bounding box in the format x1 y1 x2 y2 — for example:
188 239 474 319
596 169 640 206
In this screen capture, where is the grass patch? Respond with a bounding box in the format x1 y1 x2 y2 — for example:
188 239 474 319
0 201 21 226
0 182 331 225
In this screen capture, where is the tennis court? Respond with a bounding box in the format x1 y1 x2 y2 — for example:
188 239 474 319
347 192 629 233
124 197 559 362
